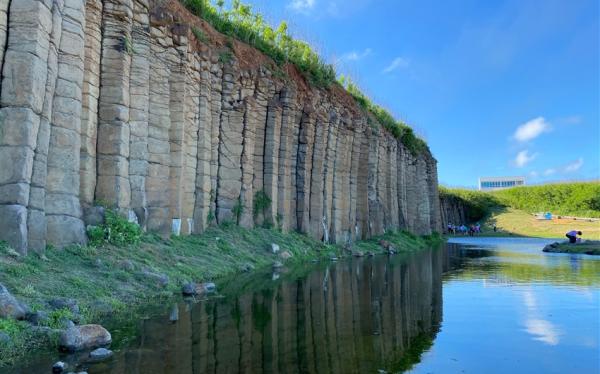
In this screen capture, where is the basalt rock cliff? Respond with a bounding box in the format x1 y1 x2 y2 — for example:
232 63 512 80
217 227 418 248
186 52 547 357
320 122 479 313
0 0 441 254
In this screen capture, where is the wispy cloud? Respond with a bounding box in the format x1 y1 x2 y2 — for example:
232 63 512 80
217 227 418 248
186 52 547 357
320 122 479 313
543 168 556 176
382 57 410 73
513 117 551 142
514 150 537 168
337 48 372 63
288 0 316 13
564 158 583 173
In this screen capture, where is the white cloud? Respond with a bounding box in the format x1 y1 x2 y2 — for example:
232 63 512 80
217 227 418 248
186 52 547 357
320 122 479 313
513 117 551 142
543 168 556 176
383 57 410 73
514 150 537 168
289 0 315 13
564 158 583 173
338 48 372 62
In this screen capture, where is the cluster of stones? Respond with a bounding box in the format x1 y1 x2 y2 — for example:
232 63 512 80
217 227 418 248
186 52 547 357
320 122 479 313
0 0 441 255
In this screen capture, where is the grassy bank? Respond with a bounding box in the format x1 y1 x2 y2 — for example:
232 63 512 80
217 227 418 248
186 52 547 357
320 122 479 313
482 208 600 240
0 225 441 367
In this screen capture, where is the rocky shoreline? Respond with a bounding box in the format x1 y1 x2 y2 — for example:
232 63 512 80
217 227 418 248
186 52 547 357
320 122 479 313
542 241 600 255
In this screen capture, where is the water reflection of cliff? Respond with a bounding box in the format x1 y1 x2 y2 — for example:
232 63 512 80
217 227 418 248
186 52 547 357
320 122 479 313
103 249 443 373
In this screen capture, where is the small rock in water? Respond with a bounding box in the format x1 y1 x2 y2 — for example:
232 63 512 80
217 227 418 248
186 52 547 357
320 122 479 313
89 347 114 361
352 250 364 257
330 256 338 261
272 261 283 268
272 272 280 281
52 361 67 373
367 251 375 257
271 243 280 254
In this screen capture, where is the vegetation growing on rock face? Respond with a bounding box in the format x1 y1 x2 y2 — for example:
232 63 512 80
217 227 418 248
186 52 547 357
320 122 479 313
180 0 428 153
87 209 143 247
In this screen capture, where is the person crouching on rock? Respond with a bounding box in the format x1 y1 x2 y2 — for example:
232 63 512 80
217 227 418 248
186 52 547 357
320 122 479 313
566 230 582 243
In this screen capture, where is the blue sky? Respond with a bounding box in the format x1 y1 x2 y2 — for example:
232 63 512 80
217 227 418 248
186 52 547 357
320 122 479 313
237 0 599 188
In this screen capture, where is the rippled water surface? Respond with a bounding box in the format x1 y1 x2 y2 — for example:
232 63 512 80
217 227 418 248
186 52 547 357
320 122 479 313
11 237 600 373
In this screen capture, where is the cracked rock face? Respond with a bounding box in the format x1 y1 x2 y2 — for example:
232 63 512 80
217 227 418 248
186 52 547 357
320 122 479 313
0 0 442 254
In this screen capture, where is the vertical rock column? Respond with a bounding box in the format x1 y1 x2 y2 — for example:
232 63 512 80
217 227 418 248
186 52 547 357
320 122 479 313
27 0 64 252
295 109 315 233
146 31 173 234
45 0 87 246
355 126 370 240
348 121 362 241
95 0 133 211
168 58 186 234
0 0 52 253
192 52 212 233
307 109 328 240
79 0 102 211
180 52 201 235
127 0 150 228
367 131 383 236
276 89 295 231
262 97 282 226
321 110 339 242
239 96 257 228
0 0 9 74
415 157 432 235
215 61 244 223
388 139 400 229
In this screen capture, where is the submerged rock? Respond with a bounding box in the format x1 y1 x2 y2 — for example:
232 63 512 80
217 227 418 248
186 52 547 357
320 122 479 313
59 324 112 352
0 283 30 319
89 347 113 361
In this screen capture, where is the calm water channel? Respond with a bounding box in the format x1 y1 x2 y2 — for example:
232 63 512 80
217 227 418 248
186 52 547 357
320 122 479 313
11 237 600 373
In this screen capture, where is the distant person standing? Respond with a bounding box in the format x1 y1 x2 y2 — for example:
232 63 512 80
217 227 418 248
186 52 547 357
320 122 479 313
493 224 497 232
565 230 582 244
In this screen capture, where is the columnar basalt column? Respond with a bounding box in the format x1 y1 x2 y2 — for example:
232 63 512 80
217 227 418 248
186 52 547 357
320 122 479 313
127 0 151 228
295 108 315 234
26 0 64 253
95 0 133 210
192 51 212 233
0 0 52 253
308 108 328 240
216 61 244 224
262 97 282 226
45 0 87 247
79 0 103 211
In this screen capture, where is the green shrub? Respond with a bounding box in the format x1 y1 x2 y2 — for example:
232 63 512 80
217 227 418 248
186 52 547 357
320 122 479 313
86 209 142 247
439 187 501 222
491 182 600 218
191 26 208 43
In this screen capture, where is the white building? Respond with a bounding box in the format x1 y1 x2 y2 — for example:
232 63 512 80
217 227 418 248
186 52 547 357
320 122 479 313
479 176 525 191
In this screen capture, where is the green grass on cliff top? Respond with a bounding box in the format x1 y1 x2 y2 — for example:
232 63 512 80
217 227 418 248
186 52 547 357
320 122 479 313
0 225 441 366
180 0 428 155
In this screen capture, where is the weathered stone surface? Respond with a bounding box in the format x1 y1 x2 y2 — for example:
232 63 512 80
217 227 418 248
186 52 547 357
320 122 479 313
0 0 443 253
59 324 112 352
0 283 30 319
